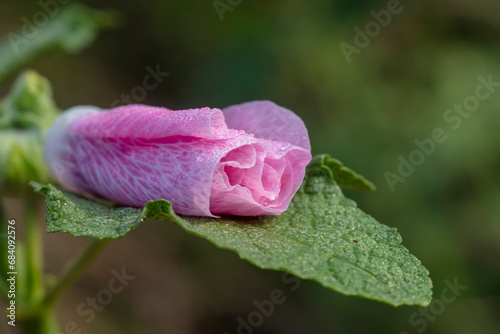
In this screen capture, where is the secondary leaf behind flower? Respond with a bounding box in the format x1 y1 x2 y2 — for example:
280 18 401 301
309 154 375 191
31 156 432 306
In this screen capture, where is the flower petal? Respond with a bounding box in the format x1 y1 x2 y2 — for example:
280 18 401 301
42 105 101 195
70 134 259 217
209 140 311 216
223 100 311 151
70 104 234 140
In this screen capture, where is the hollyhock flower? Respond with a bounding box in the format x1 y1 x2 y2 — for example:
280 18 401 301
43 101 312 217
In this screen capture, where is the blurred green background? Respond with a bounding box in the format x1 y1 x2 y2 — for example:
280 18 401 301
1 0 500 333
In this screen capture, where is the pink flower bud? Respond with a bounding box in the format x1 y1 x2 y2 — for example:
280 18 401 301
43 101 312 217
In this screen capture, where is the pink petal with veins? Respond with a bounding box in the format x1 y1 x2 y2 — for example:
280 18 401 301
223 100 311 150
43 103 312 217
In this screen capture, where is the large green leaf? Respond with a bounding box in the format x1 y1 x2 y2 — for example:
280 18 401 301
30 156 432 306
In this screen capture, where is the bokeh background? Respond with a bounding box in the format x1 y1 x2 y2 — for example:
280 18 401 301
1 0 500 333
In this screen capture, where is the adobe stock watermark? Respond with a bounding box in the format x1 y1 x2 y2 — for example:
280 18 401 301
8 0 71 54
385 74 500 192
339 0 406 64
213 0 244 21
224 273 301 334
400 277 467 334
52 267 135 334
110 64 169 107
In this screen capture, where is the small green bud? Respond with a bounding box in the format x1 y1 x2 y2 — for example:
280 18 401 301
0 70 59 194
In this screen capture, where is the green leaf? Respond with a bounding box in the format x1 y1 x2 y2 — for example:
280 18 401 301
29 182 147 239
310 154 376 191
30 156 432 306
0 3 118 84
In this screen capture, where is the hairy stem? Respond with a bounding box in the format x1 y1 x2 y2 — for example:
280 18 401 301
37 238 111 310
24 198 44 302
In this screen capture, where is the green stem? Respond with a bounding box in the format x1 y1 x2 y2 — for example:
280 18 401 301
18 234 110 334
24 198 44 302
37 238 111 310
